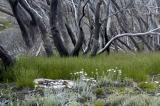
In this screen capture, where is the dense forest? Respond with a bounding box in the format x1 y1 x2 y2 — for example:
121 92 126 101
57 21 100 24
1 0 160 105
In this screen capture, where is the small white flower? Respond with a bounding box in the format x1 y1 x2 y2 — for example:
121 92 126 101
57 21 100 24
107 69 111 72
74 72 77 75
84 73 87 76
118 70 122 74
90 78 94 80
79 71 83 74
154 81 159 84
70 73 73 75
145 82 148 84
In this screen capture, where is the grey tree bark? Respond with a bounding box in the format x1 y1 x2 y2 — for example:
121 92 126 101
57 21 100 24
8 0 53 56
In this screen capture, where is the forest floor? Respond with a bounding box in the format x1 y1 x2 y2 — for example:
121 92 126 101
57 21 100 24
1 53 160 105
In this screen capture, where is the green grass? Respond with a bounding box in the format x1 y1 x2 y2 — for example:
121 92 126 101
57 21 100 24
3 52 160 87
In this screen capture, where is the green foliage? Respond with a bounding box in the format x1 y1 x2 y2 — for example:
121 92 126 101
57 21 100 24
105 67 122 81
1 52 160 87
14 68 39 88
95 88 105 96
138 82 157 92
94 99 105 106
1 71 160 106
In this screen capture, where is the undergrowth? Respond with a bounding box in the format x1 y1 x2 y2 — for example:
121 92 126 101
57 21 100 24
1 69 160 106
2 52 160 87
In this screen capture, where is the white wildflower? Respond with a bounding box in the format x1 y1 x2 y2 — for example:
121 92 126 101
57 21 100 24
118 70 122 74
111 69 114 71
154 81 159 84
79 71 83 74
107 69 112 72
70 73 73 75
90 78 94 80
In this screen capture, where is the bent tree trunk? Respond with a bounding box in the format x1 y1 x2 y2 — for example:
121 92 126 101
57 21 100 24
8 0 53 56
98 29 160 54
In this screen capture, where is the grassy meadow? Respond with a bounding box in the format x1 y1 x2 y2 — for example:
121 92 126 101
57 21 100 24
1 52 160 87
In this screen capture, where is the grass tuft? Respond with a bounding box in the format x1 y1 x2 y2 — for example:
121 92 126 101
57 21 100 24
2 52 160 87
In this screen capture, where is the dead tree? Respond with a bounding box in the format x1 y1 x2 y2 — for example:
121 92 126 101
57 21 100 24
98 28 160 54
50 0 69 56
8 0 53 56
1 0 160 57
91 0 103 56
50 0 87 57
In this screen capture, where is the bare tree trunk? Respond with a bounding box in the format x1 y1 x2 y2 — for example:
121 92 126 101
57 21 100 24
117 39 132 51
91 0 102 56
17 0 53 56
71 0 89 56
58 1 74 53
50 0 69 56
65 24 77 46
8 0 34 48
156 0 160 13
104 27 110 54
71 27 85 56
8 0 53 56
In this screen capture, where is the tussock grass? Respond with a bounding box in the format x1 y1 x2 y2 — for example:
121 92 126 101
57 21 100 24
3 52 160 87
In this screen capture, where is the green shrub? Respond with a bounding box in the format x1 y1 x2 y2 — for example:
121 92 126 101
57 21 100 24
138 82 157 92
94 99 105 106
95 88 105 96
14 68 39 88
